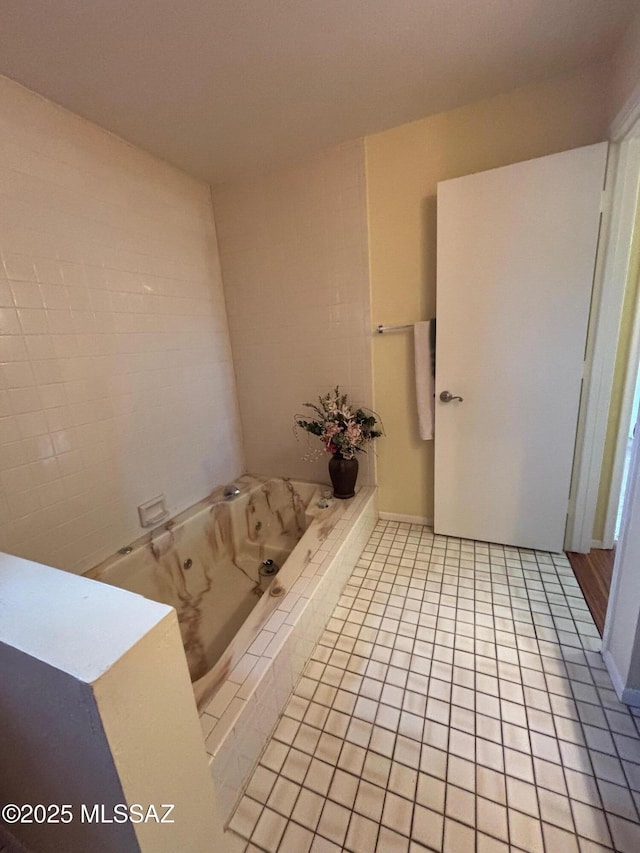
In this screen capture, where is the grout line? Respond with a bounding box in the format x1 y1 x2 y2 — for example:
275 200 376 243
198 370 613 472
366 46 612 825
229 520 640 852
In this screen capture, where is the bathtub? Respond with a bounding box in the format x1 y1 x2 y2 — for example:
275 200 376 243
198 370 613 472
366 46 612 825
87 474 378 819
88 476 327 705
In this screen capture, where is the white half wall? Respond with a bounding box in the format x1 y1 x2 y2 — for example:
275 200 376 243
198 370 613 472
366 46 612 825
0 553 224 851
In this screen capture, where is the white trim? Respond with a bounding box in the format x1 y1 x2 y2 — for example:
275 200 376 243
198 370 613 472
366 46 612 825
603 647 640 707
591 539 604 549
566 136 640 552
610 76 640 143
602 148 640 547
565 142 618 552
602 437 636 651
602 413 640 655
603 647 625 701
597 89 640 697
567 86 640 554
378 511 433 527
603 341 640 549
622 686 640 708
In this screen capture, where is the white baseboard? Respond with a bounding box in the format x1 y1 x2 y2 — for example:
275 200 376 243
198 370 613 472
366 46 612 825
591 538 617 551
622 686 640 708
379 512 433 527
601 648 640 707
603 649 624 701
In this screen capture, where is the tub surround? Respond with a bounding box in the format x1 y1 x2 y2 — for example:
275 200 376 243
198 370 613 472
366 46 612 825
88 476 317 686
86 472 378 823
0 482 377 846
200 485 378 822
193 482 362 711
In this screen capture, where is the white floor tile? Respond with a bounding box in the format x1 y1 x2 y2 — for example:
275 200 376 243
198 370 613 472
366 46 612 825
382 791 413 836
266 776 301 818
344 812 379 852
477 830 509 852
537 787 575 831
245 765 278 804
443 817 475 853
361 750 391 788
327 768 359 809
225 522 640 853
280 748 312 784
354 780 385 822
388 761 418 801
377 824 410 852
571 800 613 847
608 812 640 852
542 822 581 853
445 784 475 826
228 796 262 840
316 799 351 846
412 804 444 850
251 807 288 853
291 788 325 832
304 757 334 797
277 821 314 853
309 834 341 852
506 776 540 818
476 796 508 842
337 741 366 776
508 809 544 853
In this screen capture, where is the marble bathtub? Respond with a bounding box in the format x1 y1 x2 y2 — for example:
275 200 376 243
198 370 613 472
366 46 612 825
88 475 378 821
86 475 321 706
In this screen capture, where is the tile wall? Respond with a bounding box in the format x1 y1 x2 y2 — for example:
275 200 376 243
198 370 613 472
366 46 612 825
213 140 375 488
0 76 244 573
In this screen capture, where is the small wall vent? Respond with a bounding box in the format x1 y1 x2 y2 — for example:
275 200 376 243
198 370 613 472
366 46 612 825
138 494 169 528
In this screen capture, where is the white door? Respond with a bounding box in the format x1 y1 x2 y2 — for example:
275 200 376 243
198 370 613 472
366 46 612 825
435 142 608 552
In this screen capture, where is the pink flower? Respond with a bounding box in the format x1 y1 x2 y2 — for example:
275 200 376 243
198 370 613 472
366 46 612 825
345 422 362 443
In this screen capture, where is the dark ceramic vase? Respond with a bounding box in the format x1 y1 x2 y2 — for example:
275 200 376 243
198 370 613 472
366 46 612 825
329 454 358 499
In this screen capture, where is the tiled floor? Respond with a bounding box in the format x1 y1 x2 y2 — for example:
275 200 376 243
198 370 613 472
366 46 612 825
227 520 640 852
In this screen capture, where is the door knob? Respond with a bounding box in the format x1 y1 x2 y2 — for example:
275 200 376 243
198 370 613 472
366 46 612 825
440 390 463 403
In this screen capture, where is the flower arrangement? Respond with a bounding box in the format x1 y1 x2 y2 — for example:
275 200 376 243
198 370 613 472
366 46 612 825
295 387 383 461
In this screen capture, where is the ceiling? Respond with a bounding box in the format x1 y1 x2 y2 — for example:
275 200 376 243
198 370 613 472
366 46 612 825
0 1 636 185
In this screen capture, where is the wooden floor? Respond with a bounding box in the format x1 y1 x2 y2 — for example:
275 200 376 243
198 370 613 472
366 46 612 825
566 548 615 636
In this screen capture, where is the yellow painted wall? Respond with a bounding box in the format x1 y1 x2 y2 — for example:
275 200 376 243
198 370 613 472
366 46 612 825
593 205 640 542
366 64 610 519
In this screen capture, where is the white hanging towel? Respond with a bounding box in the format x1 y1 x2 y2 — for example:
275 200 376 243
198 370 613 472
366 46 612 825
414 319 436 440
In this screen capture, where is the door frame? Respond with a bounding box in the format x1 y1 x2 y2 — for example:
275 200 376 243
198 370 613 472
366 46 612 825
601 140 640 548
565 84 640 553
